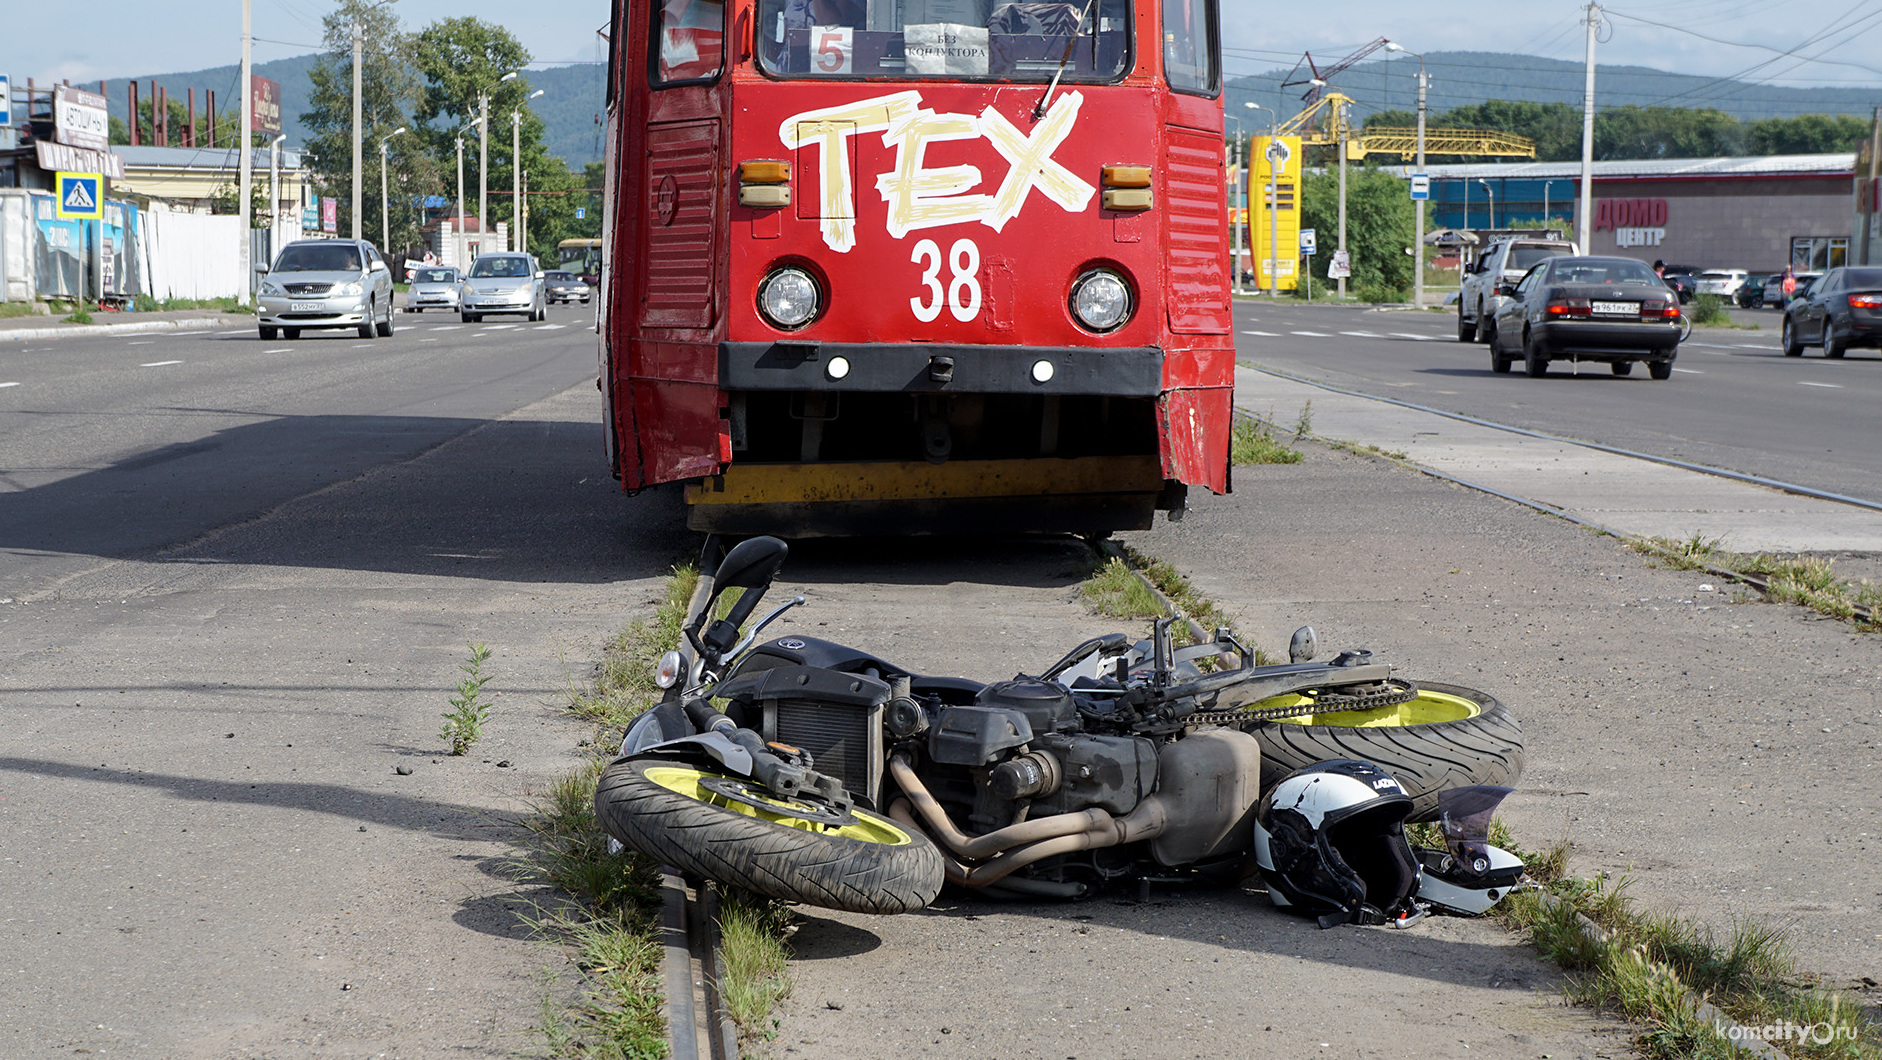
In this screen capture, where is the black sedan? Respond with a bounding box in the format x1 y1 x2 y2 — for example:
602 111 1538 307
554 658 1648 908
1488 256 1684 379
1661 272 1696 304
1780 266 1882 358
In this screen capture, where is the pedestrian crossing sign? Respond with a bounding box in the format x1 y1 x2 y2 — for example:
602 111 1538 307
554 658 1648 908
56 172 105 220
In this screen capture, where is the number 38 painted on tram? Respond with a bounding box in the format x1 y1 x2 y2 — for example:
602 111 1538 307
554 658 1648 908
598 0 1232 535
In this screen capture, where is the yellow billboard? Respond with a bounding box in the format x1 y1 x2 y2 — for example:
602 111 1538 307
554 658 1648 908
1248 136 1302 291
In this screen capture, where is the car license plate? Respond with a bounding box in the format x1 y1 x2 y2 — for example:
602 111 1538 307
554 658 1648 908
290 301 321 312
1591 301 1635 316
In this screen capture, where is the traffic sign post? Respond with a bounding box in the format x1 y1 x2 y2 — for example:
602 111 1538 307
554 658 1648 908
55 172 105 221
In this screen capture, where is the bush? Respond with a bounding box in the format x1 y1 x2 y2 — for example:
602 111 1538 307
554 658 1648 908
1686 293 1730 325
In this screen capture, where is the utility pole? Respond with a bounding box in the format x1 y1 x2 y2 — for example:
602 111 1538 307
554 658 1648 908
511 89 544 248
1387 42 1427 309
351 20 363 240
380 127 406 254
269 133 285 239
455 135 466 267
1336 98 1349 300
238 0 253 300
1578 2 1599 251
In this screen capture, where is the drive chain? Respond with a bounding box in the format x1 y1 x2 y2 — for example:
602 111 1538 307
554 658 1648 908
1187 679 1420 728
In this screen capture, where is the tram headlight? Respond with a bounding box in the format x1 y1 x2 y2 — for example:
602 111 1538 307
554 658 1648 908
1070 268 1132 333
757 267 821 330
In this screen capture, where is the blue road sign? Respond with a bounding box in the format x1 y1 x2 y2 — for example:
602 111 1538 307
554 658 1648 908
1410 173 1430 201
1299 228 1317 256
56 172 105 220
0 76 12 126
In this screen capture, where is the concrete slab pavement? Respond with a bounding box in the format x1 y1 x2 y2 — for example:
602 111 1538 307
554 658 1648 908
1235 363 1882 553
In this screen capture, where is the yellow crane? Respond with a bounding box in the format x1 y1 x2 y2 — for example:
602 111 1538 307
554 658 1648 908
1273 91 1537 161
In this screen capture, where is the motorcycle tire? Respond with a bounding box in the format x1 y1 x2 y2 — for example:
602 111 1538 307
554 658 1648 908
1246 682 1523 822
595 757 944 914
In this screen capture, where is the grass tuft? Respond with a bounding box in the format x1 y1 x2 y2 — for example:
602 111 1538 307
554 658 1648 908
1632 534 1880 630
1230 413 1304 465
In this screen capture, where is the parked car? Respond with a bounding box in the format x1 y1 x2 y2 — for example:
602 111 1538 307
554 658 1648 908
1734 274 1767 308
1763 272 1820 309
543 270 592 305
256 238 396 341
459 252 546 323
1661 272 1697 304
1489 255 1684 380
1695 268 1748 298
1779 266 1882 358
404 266 461 313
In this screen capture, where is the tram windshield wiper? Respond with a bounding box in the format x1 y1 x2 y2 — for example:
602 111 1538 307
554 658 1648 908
1033 0 1098 120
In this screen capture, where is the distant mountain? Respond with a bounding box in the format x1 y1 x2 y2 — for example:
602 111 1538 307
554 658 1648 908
99 47 1879 168
1229 50 1882 127
100 54 606 168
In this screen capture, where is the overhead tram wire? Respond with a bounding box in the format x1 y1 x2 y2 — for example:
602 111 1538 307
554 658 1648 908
1616 2 1882 108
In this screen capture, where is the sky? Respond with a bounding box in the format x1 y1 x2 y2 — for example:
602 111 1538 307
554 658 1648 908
5 0 1881 90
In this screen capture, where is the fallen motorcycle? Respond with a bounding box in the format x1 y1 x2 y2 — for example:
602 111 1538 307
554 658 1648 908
596 537 1525 920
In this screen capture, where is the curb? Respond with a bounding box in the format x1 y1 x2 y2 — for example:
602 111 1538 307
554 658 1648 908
0 316 243 342
1531 892 1790 1060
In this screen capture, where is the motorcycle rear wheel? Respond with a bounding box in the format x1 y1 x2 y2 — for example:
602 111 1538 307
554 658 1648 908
595 758 944 914
1245 682 1523 822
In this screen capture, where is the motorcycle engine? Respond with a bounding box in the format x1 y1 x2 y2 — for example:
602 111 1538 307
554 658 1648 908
921 679 1158 832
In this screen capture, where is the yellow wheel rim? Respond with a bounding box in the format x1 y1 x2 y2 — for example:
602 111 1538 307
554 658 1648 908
1252 688 1483 728
644 765 915 845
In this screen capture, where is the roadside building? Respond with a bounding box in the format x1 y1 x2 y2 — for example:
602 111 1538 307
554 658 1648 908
1425 154 1857 273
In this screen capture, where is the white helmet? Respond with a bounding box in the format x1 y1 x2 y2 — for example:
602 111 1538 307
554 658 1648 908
1253 759 1422 928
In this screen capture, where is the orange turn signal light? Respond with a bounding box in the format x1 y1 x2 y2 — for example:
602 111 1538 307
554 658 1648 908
1101 164 1152 188
739 160 791 184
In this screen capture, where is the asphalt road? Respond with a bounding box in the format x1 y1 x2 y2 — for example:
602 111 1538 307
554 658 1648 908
1 307 602 595
1234 300 1882 506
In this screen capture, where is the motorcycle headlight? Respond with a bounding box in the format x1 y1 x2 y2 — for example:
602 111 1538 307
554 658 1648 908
338 281 364 297
1070 269 1132 332
757 267 821 330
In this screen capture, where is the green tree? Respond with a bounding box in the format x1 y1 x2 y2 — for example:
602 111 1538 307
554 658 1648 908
1299 165 1416 300
1747 113 1871 155
412 17 536 243
300 0 423 246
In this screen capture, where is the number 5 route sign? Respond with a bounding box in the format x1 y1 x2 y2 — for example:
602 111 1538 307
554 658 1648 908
56 172 105 221
811 26 853 75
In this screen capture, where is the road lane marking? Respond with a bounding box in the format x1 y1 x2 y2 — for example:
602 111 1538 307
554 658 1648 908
353 343 374 348
1339 330 1383 338
481 324 519 330
1240 329 1278 336
1799 381 1843 388
127 340 154 345
1671 367 1703 374
1392 332 1436 340
263 348 291 353
1291 330 1331 337
419 337 437 342
429 325 463 331
534 323 566 330
139 360 183 367
1734 344 1776 349
0 381 19 388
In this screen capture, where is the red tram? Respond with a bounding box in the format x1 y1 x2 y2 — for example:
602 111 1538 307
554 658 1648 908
599 0 1230 534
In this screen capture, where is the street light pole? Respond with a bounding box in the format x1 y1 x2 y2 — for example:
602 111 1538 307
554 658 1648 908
482 71 518 252
1226 113 1244 296
1243 102 1268 297
455 134 466 267
1386 42 1427 308
1479 178 1495 231
512 88 544 251
238 0 252 300
269 133 285 239
351 20 362 240
379 126 406 253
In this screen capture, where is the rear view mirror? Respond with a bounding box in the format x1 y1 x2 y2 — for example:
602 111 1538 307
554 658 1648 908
687 536 790 658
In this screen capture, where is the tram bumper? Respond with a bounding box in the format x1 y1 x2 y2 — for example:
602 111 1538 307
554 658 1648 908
717 340 1164 395
688 342 1176 536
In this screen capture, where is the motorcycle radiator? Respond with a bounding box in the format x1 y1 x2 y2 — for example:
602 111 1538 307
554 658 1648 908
766 699 885 809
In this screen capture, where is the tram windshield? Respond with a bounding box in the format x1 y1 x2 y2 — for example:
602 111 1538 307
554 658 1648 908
753 0 1134 81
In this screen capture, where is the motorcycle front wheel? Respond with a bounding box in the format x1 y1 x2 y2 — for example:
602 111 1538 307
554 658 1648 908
1245 682 1523 822
595 758 944 914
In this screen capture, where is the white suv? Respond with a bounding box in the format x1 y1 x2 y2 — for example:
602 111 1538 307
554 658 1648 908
1695 269 1748 298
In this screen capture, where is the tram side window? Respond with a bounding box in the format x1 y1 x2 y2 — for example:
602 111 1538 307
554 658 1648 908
654 0 727 83
757 0 1131 81
1159 0 1216 95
